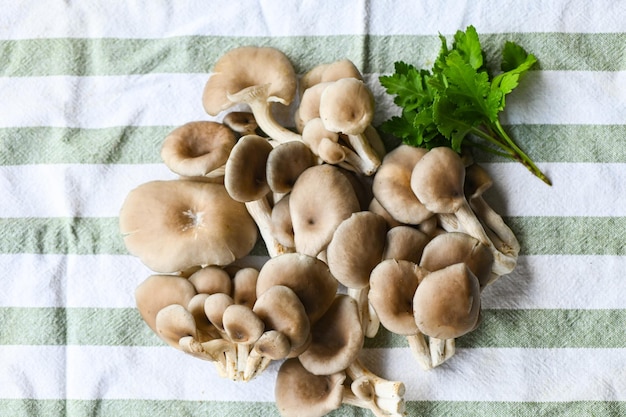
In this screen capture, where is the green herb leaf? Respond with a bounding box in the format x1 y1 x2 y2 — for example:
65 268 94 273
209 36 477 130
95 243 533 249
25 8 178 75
378 25 551 185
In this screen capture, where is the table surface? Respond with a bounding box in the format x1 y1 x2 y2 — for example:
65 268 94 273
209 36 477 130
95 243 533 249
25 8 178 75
1 1 625 416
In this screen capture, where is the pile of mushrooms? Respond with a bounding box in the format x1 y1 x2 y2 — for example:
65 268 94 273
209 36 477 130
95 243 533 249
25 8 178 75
119 46 519 417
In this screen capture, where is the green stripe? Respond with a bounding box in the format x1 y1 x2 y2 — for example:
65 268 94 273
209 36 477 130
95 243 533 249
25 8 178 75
365 309 626 349
3 307 624 348
2 124 625 165
1 399 624 417
1 33 624 77
2 217 625 256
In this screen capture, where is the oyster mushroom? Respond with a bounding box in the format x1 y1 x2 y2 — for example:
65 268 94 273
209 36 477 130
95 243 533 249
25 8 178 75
256 252 338 325
160 121 236 178
298 294 364 376
289 164 361 257
202 46 301 143
187 266 232 295
369 259 433 370
221 303 265 380
266 140 317 194
372 144 432 225
119 179 257 273
382 225 431 264
270 194 295 250
299 58 363 95
244 329 291 380
231 267 259 309
222 111 258 137
326 211 387 337
224 134 291 257
410 147 516 276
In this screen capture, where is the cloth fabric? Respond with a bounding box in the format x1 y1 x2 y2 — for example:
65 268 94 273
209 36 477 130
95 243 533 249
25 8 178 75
1 1 625 416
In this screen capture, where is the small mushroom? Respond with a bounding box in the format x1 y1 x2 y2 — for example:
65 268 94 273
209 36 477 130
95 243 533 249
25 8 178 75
134 274 197 334
224 134 290 257
256 253 338 325
319 77 373 136
372 145 432 225
420 232 494 288
231 267 259 309
299 59 363 95
203 292 234 332
266 140 317 194
413 263 482 340
160 121 236 178
270 194 295 249
298 294 364 376
326 211 387 336
222 111 258 137
188 266 232 295
244 330 291 380
301 117 346 164
382 226 431 264
222 303 265 380
369 259 432 370
119 179 257 272
275 358 346 417
289 164 360 257
155 304 197 348
253 285 311 355
202 46 301 143
410 147 516 276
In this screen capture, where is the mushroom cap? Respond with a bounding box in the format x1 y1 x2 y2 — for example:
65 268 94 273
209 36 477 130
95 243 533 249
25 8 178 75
253 330 291 360
187 293 219 342
224 134 274 202
160 121 236 177
372 145 432 225
419 232 494 288
135 274 197 333
319 77 374 135
369 259 428 335
413 263 482 339
222 111 258 136
289 164 361 257
203 292 234 331
294 82 331 132
326 211 388 289
299 59 363 94
253 285 311 351
270 194 295 248
119 179 257 272
382 225 431 264
256 253 338 325
202 46 297 115
222 304 265 345
298 294 364 376
231 267 259 309
275 358 346 417
155 304 197 348
464 163 493 200
187 266 232 295
301 117 344 163
410 146 467 214
368 197 403 228
266 140 317 194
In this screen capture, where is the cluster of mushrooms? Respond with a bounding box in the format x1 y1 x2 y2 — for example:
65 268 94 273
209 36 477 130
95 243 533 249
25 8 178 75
119 46 520 417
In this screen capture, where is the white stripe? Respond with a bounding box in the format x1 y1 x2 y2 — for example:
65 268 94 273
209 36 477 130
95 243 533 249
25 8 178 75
0 254 268 309
0 345 279 401
2 254 625 310
1 345 624 402
362 347 626 402
2 162 625 218
1 164 176 218
2 71 625 129
1 0 623 39
482 255 626 310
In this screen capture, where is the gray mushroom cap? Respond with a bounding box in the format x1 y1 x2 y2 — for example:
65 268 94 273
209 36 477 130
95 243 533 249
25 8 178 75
160 121 236 177
369 259 428 335
119 179 257 272
289 164 360 257
413 263 482 339
275 358 346 417
266 140 317 194
298 294 364 376
382 226 431 264
224 134 274 202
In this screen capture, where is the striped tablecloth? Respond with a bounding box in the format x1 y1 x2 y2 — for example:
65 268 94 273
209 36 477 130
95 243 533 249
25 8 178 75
2 1 625 416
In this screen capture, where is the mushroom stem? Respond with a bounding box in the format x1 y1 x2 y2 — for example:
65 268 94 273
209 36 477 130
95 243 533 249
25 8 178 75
423 338 456 368
347 287 380 338
346 359 405 400
245 197 293 258
345 133 381 176
340 144 379 176
227 84 302 143
470 196 520 257
406 333 433 370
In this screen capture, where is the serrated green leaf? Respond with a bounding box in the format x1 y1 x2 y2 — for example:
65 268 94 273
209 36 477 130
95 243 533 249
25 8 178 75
453 25 484 70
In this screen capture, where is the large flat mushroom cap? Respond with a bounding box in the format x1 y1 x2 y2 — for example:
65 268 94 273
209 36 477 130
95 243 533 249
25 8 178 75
202 46 297 115
119 179 258 272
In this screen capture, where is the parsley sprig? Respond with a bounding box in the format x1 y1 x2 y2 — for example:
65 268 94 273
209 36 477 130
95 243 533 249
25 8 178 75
379 26 551 185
